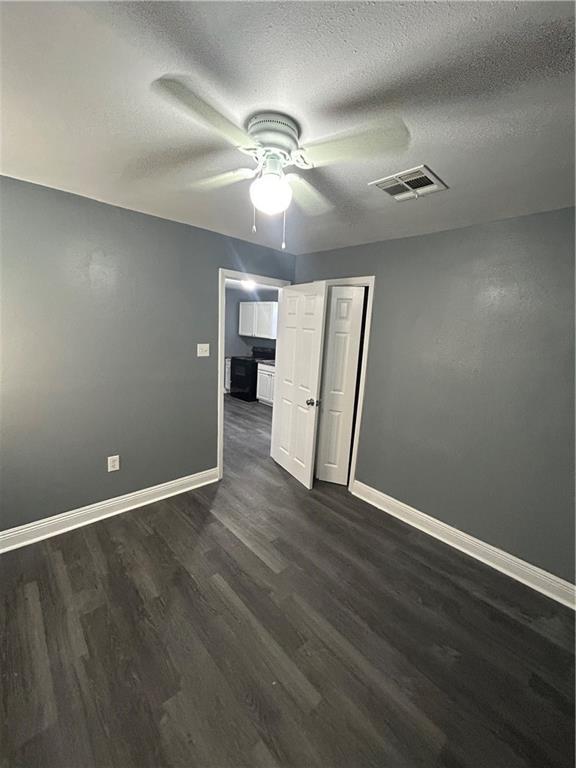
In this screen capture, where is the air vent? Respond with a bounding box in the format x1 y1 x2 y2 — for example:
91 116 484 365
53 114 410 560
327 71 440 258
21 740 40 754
369 165 447 201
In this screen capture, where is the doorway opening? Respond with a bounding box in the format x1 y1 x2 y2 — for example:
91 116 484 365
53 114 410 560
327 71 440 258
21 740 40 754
218 269 290 479
219 272 374 493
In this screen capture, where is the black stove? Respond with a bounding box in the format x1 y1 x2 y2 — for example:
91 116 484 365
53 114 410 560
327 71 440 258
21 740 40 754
230 347 275 401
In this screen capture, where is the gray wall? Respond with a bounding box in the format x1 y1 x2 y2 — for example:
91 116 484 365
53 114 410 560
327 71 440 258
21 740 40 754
296 208 575 582
0 177 294 530
224 287 278 358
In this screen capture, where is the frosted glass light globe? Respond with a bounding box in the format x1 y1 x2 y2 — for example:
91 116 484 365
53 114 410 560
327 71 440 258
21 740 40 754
249 172 292 215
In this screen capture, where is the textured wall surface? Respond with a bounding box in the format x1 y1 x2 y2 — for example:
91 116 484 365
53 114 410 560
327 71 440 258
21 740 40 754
224 287 278 358
297 208 575 582
0 177 294 530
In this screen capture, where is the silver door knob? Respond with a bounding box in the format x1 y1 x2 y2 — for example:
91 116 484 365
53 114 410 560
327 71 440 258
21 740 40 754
306 398 315 406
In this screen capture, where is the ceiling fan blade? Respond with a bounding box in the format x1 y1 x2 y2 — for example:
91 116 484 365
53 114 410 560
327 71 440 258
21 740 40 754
287 174 334 216
188 167 256 190
152 76 254 149
302 118 409 168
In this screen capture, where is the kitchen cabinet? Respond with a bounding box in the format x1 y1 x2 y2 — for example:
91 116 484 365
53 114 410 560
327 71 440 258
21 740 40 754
239 301 278 339
255 302 277 339
239 302 257 337
257 363 275 405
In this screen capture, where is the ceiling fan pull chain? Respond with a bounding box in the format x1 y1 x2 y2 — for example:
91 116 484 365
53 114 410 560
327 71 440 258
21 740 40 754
281 210 287 250
252 205 257 233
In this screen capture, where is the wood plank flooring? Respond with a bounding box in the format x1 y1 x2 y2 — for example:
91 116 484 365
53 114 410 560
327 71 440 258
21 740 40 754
1 395 574 767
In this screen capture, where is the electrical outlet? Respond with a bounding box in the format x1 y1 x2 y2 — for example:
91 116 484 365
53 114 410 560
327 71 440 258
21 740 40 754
107 455 120 472
197 343 210 357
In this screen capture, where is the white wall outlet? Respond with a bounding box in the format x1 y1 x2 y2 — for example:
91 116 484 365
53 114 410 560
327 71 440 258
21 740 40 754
197 343 210 357
107 455 120 472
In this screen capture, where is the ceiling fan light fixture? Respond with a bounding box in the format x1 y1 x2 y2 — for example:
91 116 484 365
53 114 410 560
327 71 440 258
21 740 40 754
249 168 292 216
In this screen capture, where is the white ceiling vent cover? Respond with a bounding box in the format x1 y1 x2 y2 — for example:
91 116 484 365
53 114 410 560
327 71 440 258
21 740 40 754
369 165 447 201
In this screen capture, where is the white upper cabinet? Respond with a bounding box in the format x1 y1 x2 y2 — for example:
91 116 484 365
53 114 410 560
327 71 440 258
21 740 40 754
255 302 278 339
239 302 257 336
239 302 278 339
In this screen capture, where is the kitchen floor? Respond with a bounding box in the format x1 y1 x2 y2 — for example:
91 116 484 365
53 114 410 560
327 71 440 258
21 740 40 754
225 392 274 456
1 395 574 767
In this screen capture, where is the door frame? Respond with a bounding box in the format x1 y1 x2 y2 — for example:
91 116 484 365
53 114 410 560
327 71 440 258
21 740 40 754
321 276 375 492
218 268 291 478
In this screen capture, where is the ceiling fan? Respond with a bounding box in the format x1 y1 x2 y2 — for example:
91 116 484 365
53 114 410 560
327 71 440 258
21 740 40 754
152 76 410 228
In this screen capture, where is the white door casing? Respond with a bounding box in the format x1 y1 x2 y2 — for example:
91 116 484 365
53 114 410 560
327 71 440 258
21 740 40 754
271 282 327 489
316 286 365 484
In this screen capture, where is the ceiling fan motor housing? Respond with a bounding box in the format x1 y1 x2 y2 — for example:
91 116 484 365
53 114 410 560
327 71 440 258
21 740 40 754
247 112 300 155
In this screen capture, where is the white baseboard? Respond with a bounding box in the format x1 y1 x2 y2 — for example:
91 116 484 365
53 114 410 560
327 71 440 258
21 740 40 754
350 479 575 610
0 467 219 555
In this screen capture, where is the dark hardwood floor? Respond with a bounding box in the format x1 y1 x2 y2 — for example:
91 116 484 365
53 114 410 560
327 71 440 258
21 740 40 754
1 395 574 767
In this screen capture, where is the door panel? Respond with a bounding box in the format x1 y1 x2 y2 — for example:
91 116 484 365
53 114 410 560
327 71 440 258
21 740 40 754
323 409 342 465
316 286 364 485
293 404 309 466
271 282 327 488
330 332 349 392
282 326 297 385
279 397 292 454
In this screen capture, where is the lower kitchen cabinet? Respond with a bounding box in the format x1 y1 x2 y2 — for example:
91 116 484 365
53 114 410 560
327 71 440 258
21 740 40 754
256 364 275 405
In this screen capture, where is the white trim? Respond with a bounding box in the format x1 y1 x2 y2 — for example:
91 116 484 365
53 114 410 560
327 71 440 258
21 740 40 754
350 479 576 610
218 269 291 478
319 276 375 491
0 467 219 555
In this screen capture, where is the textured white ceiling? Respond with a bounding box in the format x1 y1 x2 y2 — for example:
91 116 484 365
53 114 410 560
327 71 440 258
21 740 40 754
1 1 574 254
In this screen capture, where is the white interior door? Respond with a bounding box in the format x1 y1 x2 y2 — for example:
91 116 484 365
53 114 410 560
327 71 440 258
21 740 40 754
271 282 327 488
316 286 365 484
